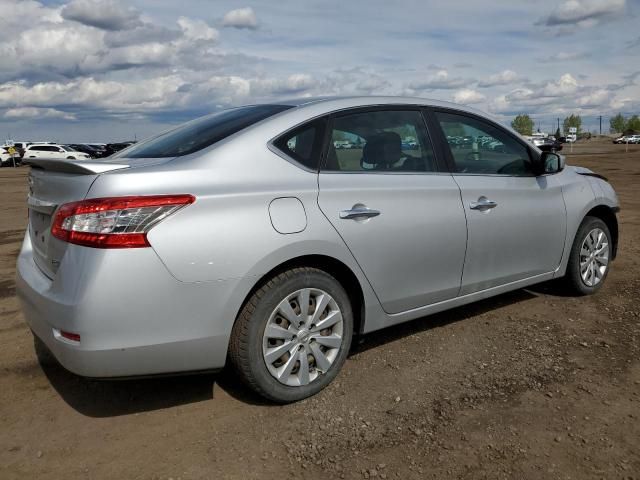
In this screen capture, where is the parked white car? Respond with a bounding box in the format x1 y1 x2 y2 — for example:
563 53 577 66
23 144 91 161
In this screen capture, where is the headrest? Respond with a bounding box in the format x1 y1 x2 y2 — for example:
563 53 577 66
362 131 402 167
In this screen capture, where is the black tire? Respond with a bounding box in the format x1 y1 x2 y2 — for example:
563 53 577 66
66 156 75 160
228 267 353 404
562 216 611 295
33 334 56 367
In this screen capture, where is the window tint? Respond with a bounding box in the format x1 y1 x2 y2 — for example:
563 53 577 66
113 105 292 159
435 111 533 176
273 119 324 170
324 110 436 172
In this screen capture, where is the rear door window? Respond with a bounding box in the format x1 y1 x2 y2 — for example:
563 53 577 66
322 109 437 172
113 105 292 159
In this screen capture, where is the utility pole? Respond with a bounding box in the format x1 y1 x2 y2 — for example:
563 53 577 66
557 118 560 134
599 115 602 136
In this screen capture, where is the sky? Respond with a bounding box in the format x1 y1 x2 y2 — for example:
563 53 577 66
1 0 639 142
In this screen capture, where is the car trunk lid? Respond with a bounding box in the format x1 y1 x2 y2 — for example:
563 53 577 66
25 159 131 278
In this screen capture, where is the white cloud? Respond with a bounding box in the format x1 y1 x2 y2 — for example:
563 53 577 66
61 0 141 30
0 0 635 136
177 17 219 42
576 89 612 108
0 76 185 112
409 70 469 91
4 107 77 121
222 7 258 30
541 0 625 27
541 73 580 96
539 51 591 62
250 74 318 97
487 72 621 117
0 13 225 79
11 24 104 74
478 70 521 88
453 89 486 105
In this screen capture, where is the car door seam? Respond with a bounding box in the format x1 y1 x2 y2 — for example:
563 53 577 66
315 175 387 314
450 174 469 298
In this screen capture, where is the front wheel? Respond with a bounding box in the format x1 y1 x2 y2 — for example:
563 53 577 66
229 267 353 403
563 216 612 295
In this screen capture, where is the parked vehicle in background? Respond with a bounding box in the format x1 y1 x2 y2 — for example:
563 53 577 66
17 97 619 403
65 144 102 158
82 144 107 157
102 142 136 157
626 135 640 144
530 136 562 152
613 136 628 144
23 144 91 160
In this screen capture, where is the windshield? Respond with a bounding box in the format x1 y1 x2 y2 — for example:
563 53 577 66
112 105 292 159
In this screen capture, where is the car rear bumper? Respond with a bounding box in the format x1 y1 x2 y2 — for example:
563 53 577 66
16 234 239 378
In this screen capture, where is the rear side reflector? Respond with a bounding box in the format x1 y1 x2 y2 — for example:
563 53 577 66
51 195 195 248
60 330 81 342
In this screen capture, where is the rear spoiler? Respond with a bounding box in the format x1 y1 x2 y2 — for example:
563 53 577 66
23 158 130 174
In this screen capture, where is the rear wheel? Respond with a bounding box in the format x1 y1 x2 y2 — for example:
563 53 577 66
563 216 611 295
229 267 353 403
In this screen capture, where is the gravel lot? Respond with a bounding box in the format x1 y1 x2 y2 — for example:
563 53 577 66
1 138 639 479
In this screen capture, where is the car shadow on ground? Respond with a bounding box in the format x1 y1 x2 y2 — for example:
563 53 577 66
42 288 541 416
350 288 538 355
41 362 219 417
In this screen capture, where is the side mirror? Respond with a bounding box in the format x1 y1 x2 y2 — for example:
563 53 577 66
539 151 564 174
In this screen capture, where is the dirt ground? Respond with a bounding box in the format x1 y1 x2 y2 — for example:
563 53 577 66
1 138 639 480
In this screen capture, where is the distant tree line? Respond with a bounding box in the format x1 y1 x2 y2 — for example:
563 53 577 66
609 113 640 134
510 114 583 136
511 115 534 136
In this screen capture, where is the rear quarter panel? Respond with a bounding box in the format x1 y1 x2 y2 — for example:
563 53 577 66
86 134 385 332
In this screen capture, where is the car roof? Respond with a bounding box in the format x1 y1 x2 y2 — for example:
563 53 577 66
277 95 488 115
259 95 520 139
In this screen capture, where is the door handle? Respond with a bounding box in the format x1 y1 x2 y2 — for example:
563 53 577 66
340 207 381 220
469 198 498 210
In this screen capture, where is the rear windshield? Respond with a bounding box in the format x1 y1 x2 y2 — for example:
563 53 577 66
112 105 292 159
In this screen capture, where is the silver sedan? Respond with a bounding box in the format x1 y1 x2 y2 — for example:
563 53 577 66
17 97 619 403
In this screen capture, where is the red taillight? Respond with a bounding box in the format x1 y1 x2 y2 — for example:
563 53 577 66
51 195 195 249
